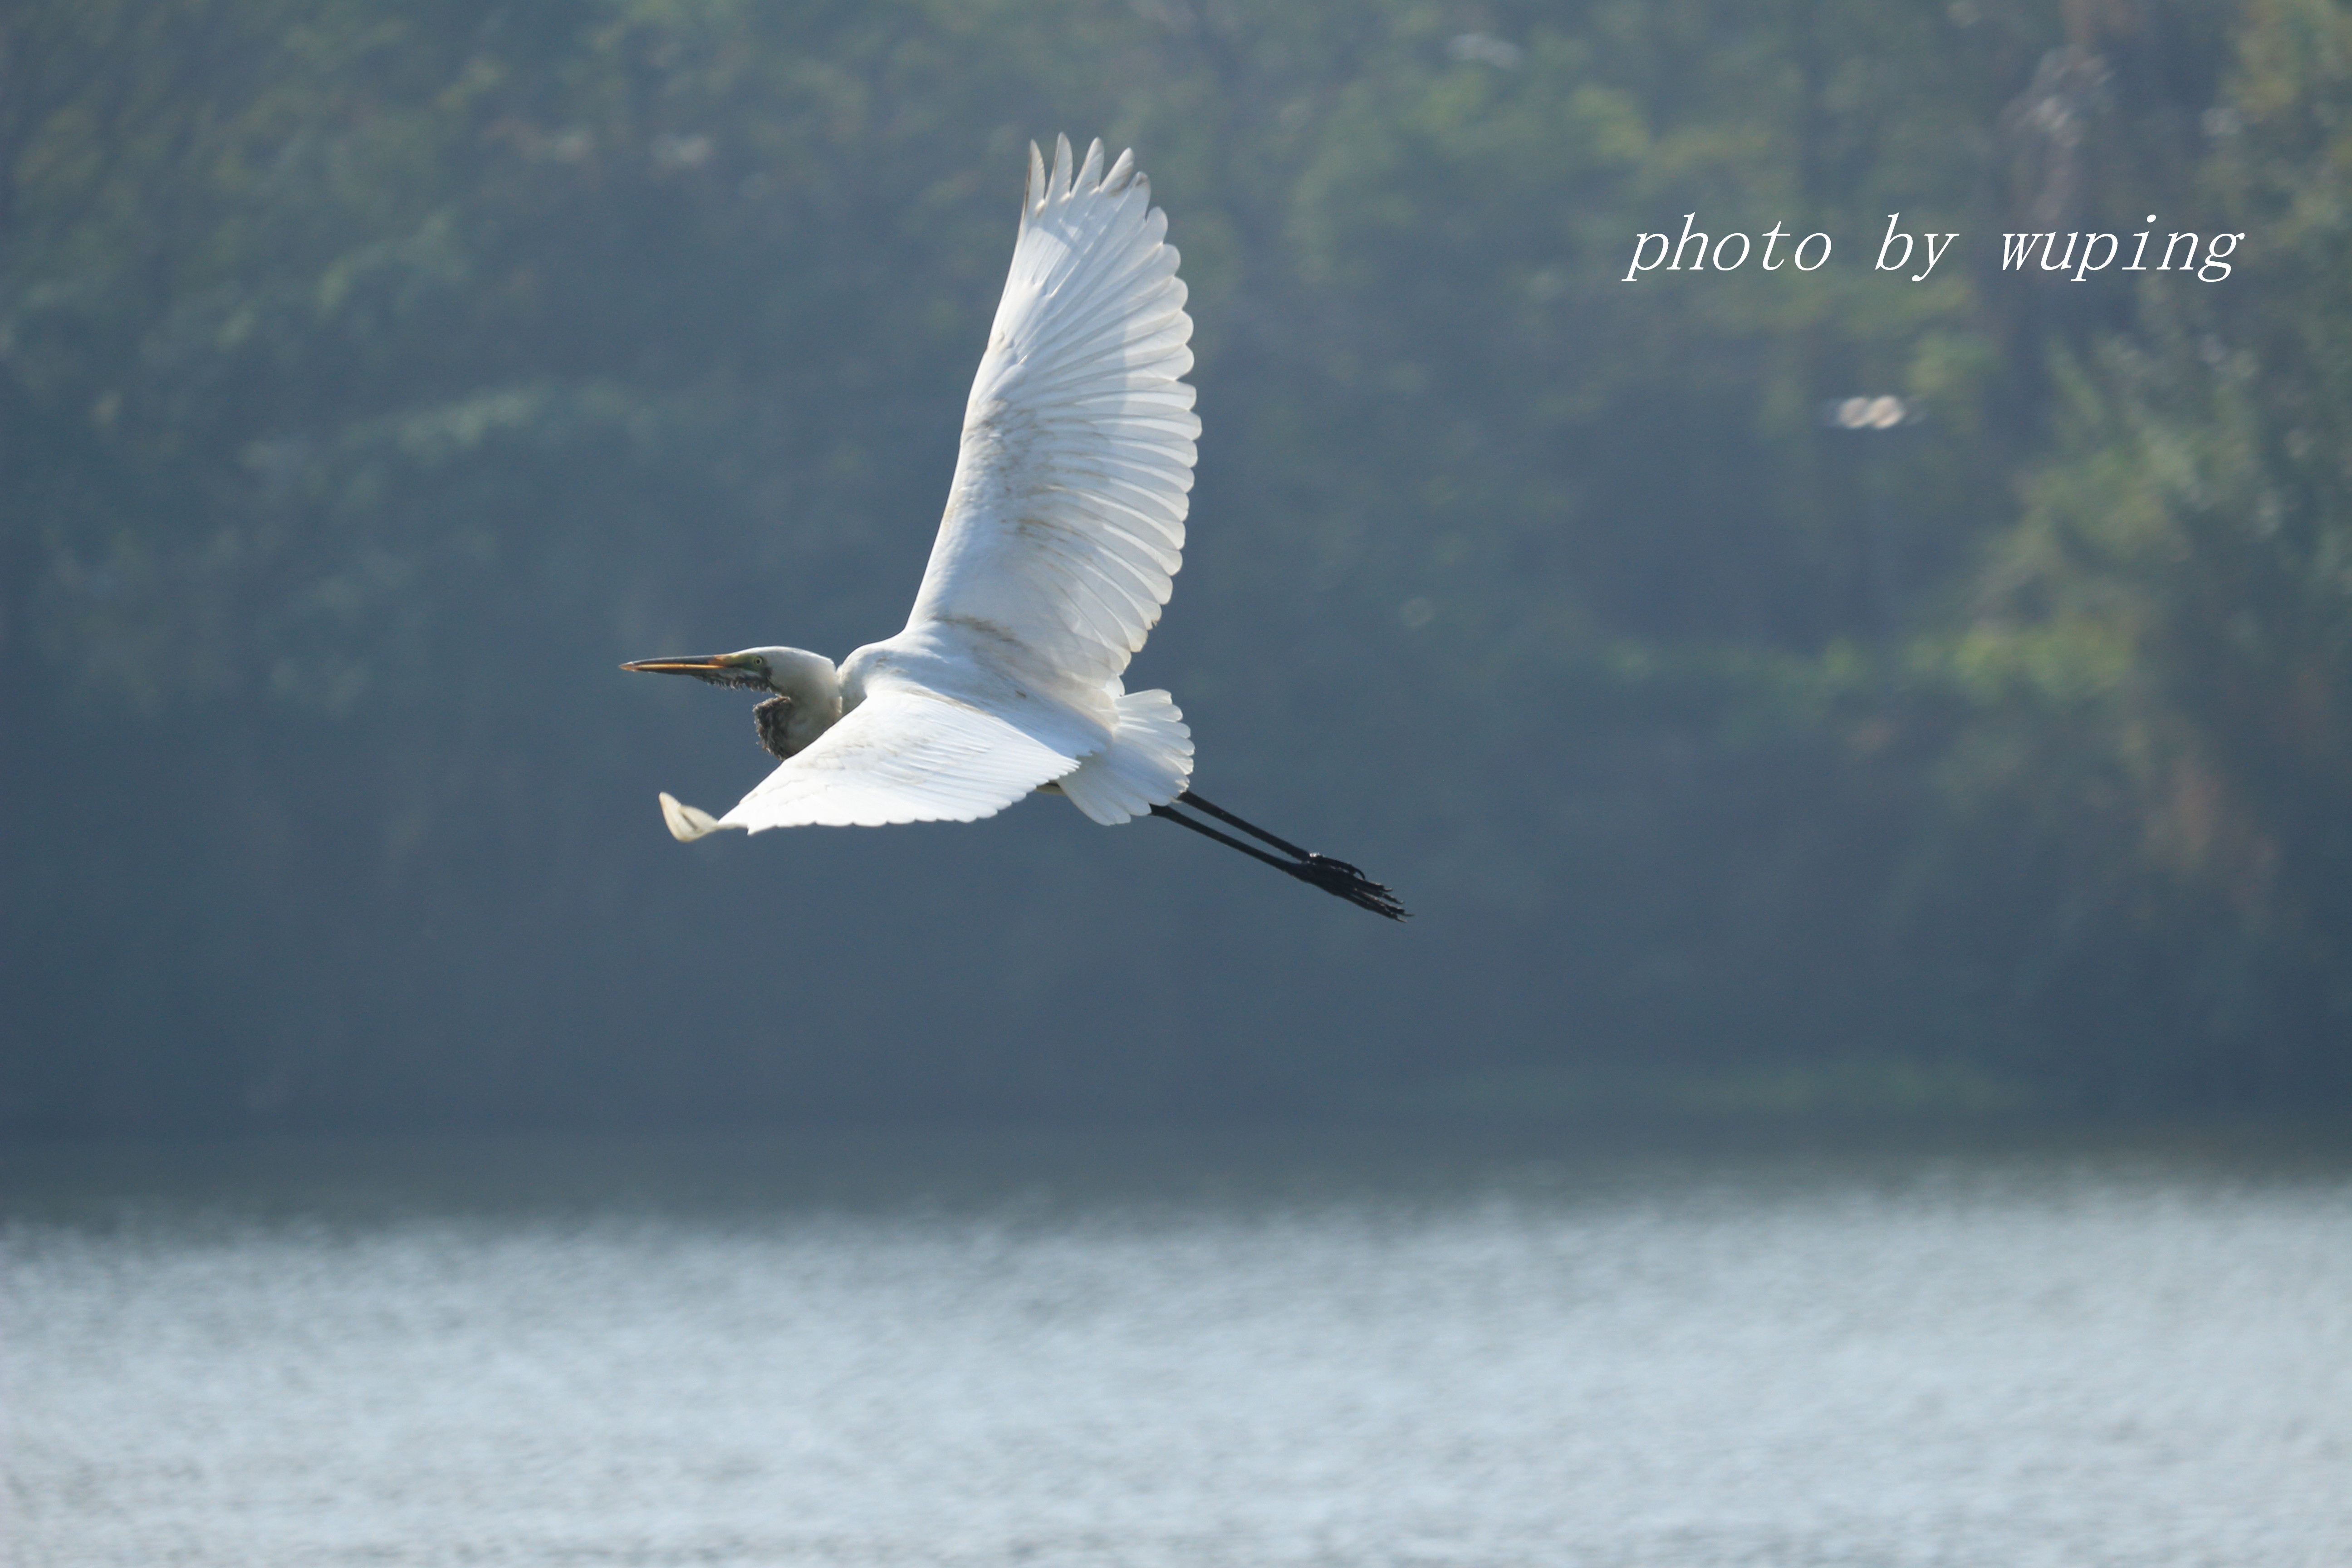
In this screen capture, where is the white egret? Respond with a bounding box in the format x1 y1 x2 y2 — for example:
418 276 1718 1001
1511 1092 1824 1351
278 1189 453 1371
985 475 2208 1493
625 136 1405 919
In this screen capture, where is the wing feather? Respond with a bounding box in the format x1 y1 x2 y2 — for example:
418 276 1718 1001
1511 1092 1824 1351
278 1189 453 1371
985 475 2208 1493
710 685 1081 831
906 135 1198 690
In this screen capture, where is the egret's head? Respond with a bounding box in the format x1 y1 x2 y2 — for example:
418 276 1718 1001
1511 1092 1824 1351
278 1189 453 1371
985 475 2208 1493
624 645 847 761
620 649 781 693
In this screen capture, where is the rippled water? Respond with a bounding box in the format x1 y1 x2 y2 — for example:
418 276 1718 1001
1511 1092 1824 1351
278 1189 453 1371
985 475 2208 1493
5 1127 2349 1567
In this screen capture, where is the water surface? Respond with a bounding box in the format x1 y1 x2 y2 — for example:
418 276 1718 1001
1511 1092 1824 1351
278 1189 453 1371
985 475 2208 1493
5 1126 2348 1566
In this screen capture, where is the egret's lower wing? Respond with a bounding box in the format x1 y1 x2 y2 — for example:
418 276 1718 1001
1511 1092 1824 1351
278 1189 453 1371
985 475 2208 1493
714 685 1082 831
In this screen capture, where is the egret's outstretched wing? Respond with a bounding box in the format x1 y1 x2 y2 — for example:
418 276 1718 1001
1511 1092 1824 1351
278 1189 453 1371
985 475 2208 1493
907 135 1198 691
659 685 1083 838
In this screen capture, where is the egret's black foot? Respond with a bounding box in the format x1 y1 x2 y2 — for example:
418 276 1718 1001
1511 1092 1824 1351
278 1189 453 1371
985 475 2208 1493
1149 800 1410 920
1287 853 1411 920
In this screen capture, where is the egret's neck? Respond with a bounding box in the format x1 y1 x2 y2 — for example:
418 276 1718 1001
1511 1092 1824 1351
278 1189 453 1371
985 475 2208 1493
754 646 846 755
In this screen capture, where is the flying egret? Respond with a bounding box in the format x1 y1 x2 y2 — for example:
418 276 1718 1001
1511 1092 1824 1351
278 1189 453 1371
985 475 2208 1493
625 136 1405 920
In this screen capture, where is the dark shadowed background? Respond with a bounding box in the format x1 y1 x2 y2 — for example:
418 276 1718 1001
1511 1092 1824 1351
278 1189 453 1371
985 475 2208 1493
5 0 2349 1135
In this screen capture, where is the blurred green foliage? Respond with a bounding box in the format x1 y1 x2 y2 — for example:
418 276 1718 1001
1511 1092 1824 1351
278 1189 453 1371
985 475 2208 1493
4 0 2344 1131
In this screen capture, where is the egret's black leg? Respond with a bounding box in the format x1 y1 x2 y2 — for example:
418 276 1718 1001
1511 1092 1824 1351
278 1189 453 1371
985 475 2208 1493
1150 799 1409 920
1176 791 1392 905
1176 790 1371 878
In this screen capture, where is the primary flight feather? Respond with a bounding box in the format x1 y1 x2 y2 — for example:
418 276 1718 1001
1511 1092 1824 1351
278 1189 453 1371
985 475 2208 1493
625 136 1405 918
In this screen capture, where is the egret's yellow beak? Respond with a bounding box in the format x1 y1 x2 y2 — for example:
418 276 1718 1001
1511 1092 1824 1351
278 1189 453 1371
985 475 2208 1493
621 655 739 676
621 653 769 691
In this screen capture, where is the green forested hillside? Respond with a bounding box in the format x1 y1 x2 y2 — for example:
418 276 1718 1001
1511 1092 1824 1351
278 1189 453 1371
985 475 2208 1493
5 0 2346 1130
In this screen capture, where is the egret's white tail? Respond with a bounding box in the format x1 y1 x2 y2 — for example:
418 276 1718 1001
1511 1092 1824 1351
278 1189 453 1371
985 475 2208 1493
1058 688 1194 824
